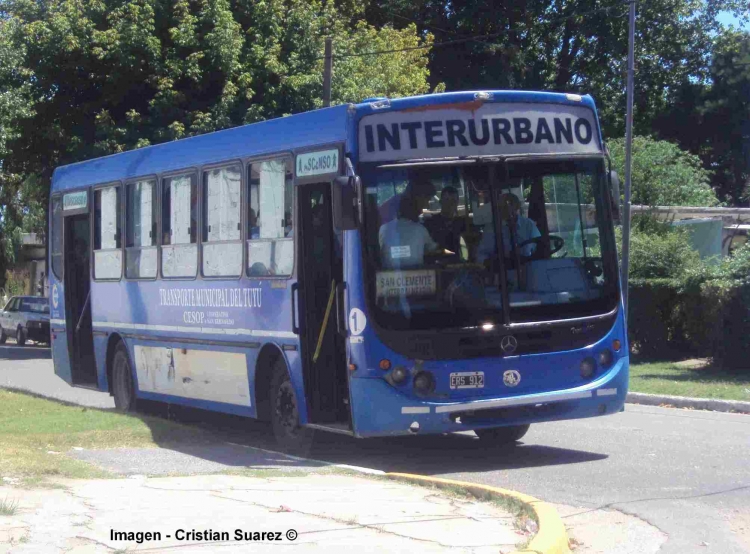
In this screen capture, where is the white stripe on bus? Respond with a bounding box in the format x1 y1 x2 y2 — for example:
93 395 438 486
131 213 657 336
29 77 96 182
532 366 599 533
433 390 593 414
50 319 66 326
401 407 430 414
597 388 618 397
92 321 296 339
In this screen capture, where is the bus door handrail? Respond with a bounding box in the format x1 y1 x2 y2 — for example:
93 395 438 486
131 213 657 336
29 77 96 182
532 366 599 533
75 290 91 333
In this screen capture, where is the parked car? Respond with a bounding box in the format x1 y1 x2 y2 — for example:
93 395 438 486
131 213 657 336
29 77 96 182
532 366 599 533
0 296 50 346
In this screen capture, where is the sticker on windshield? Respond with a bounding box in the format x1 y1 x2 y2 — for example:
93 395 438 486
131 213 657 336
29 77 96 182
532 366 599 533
390 246 411 259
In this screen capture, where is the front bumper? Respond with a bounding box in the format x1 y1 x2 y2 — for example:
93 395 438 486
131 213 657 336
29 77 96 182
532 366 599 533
349 356 629 437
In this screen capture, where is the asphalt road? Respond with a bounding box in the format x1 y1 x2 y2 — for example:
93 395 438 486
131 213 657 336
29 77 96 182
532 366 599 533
1 344 748 554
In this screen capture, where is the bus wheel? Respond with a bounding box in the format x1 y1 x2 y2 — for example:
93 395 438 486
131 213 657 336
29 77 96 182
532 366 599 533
270 360 314 454
16 326 26 346
112 342 137 412
474 424 530 445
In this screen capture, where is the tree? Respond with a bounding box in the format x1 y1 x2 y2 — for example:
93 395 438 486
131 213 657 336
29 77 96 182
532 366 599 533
608 136 719 207
701 30 750 204
0 0 435 280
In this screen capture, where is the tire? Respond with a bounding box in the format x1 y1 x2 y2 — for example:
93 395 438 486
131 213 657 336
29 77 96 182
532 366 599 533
269 358 314 454
474 424 530 445
16 326 26 347
0 327 6 344
112 342 137 412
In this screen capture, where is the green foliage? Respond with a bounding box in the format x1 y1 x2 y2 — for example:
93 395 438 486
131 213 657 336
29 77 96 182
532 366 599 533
0 0 435 273
608 136 719 207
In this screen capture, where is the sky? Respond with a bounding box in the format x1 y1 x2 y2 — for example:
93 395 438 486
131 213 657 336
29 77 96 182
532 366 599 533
717 10 750 30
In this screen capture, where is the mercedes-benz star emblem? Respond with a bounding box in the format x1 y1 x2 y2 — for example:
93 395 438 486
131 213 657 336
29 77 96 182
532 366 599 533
503 370 521 387
500 335 518 354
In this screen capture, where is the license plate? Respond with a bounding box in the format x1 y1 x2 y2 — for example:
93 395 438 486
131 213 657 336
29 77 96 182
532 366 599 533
450 371 484 389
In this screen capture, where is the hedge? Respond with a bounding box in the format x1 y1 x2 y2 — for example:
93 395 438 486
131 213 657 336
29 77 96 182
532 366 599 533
628 278 750 369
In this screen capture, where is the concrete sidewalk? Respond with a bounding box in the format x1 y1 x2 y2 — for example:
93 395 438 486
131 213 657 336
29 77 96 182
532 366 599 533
0 473 530 553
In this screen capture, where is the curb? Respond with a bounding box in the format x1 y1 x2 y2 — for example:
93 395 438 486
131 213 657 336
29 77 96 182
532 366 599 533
387 473 570 554
627 392 750 414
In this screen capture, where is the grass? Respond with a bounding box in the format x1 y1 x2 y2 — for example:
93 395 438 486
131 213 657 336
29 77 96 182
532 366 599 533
0 497 19 515
629 359 750 401
0 388 217 484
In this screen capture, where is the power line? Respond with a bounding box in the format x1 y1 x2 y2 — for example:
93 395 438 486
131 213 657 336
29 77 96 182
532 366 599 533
318 3 631 61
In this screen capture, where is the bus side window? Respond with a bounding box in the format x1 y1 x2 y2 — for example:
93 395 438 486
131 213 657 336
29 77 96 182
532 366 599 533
125 179 157 279
247 158 294 277
51 196 64 281
162 173 198 278
202 165 242 277
93 185 122 280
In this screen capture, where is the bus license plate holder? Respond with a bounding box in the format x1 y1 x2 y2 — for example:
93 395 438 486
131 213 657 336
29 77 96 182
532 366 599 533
450 372 484 389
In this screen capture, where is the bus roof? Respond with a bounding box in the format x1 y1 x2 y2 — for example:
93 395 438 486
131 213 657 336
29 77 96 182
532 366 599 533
51 90 598 192
51 104 352 192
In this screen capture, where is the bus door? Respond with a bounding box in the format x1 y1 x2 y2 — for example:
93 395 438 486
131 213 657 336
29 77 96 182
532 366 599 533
297 183 349 426
63 213 97 386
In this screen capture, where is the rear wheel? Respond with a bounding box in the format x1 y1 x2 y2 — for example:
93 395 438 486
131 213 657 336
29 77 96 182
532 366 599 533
112 342 137 412
270 358 314 454
0 327 6 344
16 326 26 346
474 424 530 445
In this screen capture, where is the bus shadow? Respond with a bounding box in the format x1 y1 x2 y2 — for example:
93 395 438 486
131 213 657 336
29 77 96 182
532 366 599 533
138 402 608 475
0 344 52 361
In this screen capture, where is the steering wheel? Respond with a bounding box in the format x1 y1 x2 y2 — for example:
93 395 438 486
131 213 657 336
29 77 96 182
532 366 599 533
517 235 565 262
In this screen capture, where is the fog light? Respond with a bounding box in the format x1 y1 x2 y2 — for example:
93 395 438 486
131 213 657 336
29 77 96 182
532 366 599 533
379 359 391 371
598 349 613 367
413 371 436 394
612 339 621 352
580 357 596 379
391 366 408 384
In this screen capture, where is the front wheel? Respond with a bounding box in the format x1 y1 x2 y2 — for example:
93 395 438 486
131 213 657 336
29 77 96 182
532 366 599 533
112 342 137 412
474 424 530 445
270 359 314 455
16 326 26 346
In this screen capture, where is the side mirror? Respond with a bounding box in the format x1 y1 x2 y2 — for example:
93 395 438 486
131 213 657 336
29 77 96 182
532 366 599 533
609 170 621 224
332 175 359 231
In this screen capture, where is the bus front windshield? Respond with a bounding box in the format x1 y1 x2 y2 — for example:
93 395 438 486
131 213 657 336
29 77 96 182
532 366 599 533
361 159 619 330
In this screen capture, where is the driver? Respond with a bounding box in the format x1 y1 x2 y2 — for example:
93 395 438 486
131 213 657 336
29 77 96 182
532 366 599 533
477 193 541 264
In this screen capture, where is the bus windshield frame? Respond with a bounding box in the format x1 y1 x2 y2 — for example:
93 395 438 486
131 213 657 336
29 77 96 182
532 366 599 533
359 155 620 332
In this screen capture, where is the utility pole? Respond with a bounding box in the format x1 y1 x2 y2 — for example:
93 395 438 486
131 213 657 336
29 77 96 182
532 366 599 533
323 37 332 107
621 1 636 316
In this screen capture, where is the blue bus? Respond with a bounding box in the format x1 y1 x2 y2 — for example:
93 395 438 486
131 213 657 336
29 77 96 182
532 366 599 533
49 90 628 451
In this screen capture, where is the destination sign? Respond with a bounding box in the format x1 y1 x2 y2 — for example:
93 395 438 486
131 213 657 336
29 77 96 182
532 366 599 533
358 103 601 162
63 190 88 211
296 148 339 178
376 269 437 298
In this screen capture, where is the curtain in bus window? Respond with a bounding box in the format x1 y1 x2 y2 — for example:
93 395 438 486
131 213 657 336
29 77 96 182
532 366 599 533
94 187 122 279
162 174 197 278
203 166 242 277
171 176 193 245
259 160 285 239
101 187 118 249
126 180 156 279
206 167 241 241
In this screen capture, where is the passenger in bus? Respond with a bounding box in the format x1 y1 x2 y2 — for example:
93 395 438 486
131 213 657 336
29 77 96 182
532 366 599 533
284 211 293 237
249 208 260 239
379 194 442 269
378 173 436 225
476 193 541 264
424 186 466 255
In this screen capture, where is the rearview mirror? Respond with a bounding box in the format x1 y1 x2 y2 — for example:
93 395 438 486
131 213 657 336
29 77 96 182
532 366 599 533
609 170 621 224
332 175 359 231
